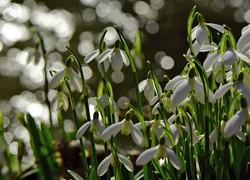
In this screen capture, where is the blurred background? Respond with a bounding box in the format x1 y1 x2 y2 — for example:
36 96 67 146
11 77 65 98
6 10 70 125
0 0 249 177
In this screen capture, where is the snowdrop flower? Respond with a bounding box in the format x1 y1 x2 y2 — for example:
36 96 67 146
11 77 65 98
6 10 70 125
76 111 105 138
139 72 161 102
150 90 172 114
98 40 130 72
49 57 82 92
136 136 181 170
101 112 145 147
165 68 211 108
224 97 250 139
51 84 69 112
84 45 110 73
188 15 224 56
97 152 134 176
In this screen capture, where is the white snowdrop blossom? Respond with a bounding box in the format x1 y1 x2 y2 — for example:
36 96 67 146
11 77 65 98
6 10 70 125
97 152 134 176
224 97 250 139
98 40 130 72
139 72 160 102
165 68 211 108
101 112 145 147
150 90 172 114
188 16 224 56
84 49 110 73
136 136 181 170
49 57 82 92
76 111 105 138
51 84 69 112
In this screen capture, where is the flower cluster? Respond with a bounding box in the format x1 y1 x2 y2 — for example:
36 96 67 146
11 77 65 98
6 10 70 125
44 7 250 180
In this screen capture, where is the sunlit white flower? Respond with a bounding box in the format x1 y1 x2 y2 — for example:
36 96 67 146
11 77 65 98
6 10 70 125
165 68 211 108
51 84 69 112
101 112 145 147
224 97 249 139
97 152 134 176
136 136 181 170
49 57 82 92
188 16 224 56
84 49 110 73
98 40 130 72
139 72 161 102
76 111 105 138
150 90 172 114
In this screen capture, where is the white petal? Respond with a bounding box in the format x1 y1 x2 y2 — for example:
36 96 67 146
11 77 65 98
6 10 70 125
84 50 99 63
111 50 123 72
120 50 130 66
97 58 110 72
171 79 190 107
203 52 219 72
98 49 113 63
97 154 112 176
237 30 250 51
224 110 244 138
96 121 106 135
200 45 217 52
51 95 58 112
206 23 224 33
235 129 246 142
138 80 146 92
165 75 186 90
144 80 155 102
134 120 153 129
76 121 91 139
235 51 250 64
130 123 145 147
170 124 179 145
117 154 134 172
165 148 181 170
136 146 158 165
209 128 218 145
196 24 208 45
213 82 234 100
69 69 82 92
101 120 124 141
222 48 237 66
62 93 69 111
49 68 65 89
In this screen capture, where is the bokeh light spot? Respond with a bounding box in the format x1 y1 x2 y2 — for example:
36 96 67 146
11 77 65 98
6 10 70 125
160 56 174 70
146 20 159 34
117 96 130 109
111 71 124 83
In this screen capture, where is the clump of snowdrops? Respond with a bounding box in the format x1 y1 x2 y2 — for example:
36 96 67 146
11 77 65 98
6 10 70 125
2 6 250 180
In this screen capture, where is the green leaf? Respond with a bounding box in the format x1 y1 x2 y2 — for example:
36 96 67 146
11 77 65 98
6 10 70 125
187 6 197 56
68 170 84 180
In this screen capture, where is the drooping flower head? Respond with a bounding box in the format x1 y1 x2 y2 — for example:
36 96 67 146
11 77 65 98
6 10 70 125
51 83 69 112
101 111 145 147
224 97 249 140
49 56 82 92
98 39 130 72
97 151 134 176
136 136 181 170
76 111 105 138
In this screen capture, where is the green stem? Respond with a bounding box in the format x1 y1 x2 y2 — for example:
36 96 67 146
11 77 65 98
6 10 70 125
65 81 89 179
66 47 99 179
36 31 54 137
